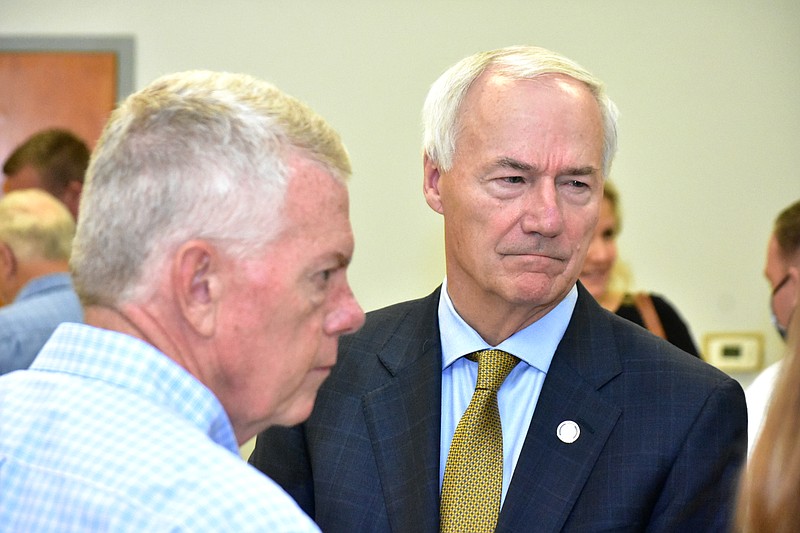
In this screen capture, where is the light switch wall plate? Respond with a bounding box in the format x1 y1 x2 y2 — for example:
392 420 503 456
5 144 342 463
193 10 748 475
702 332 764 372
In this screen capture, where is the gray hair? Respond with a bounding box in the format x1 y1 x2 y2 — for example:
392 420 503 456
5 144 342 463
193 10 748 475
71 70 351 307
422 45 619 176
0 189 75 262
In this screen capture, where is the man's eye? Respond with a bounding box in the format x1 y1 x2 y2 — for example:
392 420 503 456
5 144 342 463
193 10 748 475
502 176 525 184
566 179 589 188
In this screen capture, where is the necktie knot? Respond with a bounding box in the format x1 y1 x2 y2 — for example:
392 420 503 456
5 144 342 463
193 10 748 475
470 349 519 392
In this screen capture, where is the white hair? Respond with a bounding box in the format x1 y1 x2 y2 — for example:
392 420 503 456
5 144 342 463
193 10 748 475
0 189 75 262
71 70 351 307
422 45 619 176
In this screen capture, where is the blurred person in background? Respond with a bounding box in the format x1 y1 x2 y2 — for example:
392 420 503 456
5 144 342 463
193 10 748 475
579 180 699 356
0 188 82 374
746 198 800 450
3 128 90 219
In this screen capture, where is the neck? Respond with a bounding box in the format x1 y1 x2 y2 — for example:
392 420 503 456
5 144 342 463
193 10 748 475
446 285 562 346
83 301 195 376
6 259 70 301
85 303 248 446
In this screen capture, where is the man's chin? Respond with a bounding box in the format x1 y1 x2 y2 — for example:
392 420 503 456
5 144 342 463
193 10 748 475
275 397 318 428
500 277 573 306
290 373 334 422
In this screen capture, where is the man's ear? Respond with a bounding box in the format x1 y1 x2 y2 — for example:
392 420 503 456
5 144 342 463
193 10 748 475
423 153 444 215
0 242 18 303
0 242 15 278
789 264 800 309
174 241 220 338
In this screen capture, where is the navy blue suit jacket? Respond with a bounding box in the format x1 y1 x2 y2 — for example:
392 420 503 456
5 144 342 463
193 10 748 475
250 285 747 532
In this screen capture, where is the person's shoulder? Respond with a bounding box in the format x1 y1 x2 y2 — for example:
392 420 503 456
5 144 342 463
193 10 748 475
0 292 82 341
646 292 676 311
127 445 319 531
647 293 675 307
0 331 31 375
105 426 318 530
172 448 320 531
331 289 441 390
0 285 82 325
342 288 440 346
0 302 58 374
601 311 746 439
607 307 728 381
0 299 27 323
364 288 440 323
746 359 782 397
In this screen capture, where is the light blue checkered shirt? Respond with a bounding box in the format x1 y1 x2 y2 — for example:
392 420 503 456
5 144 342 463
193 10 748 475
0 272 83 375
0 323 320 532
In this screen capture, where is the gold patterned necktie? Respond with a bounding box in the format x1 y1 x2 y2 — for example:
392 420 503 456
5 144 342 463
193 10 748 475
441 349 520 533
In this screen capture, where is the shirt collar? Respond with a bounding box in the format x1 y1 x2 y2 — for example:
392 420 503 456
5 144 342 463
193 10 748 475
33 323 239 454
14 272 73 303
438 278 577 373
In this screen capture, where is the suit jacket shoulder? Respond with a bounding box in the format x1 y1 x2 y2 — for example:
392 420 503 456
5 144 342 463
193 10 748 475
334 287 442 384
252 285 747 533
497 285 746 532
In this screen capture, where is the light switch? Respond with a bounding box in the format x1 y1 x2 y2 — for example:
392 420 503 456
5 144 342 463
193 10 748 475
702 332 763 372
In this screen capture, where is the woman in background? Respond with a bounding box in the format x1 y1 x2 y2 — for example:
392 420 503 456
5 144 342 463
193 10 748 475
580 181 700 356
736 304 800 533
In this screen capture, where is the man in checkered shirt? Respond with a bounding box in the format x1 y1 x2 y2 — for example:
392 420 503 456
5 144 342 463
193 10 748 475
0 70 365 531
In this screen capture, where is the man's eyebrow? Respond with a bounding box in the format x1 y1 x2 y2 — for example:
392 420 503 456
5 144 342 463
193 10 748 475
323 251 352 269
492 157 535 172
564 166 598 176
335 252 352 268
489 157 598 176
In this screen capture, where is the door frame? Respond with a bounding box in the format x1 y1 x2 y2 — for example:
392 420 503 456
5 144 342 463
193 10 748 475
0 35 136 101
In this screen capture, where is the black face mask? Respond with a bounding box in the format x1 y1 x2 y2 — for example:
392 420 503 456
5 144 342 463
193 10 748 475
771 310 788 341
770 273 792 341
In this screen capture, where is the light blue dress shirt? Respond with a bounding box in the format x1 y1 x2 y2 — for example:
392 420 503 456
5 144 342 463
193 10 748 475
439 279 577 504
0 323 320 532
0 272 83 375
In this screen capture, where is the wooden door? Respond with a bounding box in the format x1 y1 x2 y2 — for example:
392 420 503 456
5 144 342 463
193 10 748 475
0 51 117 166
0 49 119 306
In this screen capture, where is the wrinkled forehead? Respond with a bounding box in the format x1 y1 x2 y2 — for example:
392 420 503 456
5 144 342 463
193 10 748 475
456 73 604 166
458 72 601 133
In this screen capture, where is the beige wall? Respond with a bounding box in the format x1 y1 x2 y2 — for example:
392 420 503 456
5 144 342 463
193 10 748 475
3 1 798 391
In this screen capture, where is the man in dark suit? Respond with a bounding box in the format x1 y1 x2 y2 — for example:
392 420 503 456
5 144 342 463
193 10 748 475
250 45 747 532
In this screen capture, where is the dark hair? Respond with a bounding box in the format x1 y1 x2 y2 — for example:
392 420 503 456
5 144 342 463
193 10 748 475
774 199 800 258
3 129 90 194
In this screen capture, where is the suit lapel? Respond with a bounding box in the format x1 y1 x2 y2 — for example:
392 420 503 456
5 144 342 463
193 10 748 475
362 289 443 533
498 285 623 532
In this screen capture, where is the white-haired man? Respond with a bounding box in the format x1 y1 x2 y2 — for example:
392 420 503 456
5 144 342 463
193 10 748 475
0 71 365 531
0 188 82 374
251 46 747 532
